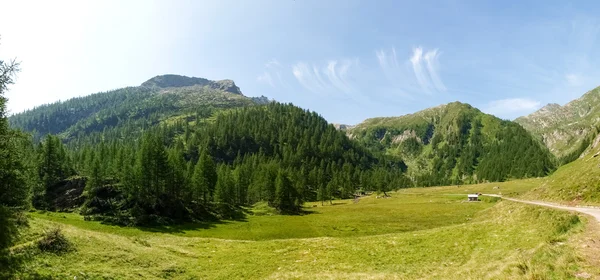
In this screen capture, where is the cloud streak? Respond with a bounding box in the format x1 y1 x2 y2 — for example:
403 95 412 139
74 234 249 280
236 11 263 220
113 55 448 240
410 47 446 94
292 59 359 96
376 46 446 97
423 49 446 91
257 59 290 88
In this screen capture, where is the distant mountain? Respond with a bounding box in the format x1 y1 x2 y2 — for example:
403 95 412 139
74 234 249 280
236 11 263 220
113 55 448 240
9 75 255 142
348 102 555 186
515 86 600 163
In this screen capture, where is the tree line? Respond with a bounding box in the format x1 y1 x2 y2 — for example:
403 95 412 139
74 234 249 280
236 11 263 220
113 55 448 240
28 103 409 225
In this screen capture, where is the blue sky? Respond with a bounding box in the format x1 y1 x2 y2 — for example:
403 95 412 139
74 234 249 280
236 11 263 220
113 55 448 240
1 0 600 124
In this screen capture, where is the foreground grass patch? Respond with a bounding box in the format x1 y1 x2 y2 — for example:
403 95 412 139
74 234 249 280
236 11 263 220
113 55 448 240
11 193 597 279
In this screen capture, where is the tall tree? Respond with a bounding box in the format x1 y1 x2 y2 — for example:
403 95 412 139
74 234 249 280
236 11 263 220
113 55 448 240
0 49 29 253
274 169 300 213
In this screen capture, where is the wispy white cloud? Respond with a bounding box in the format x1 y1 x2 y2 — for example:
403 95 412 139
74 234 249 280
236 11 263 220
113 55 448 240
257 58 293 89
483 98 542 119
376 46 446 98
292 59 359 96
409 47 446 94
256 72 274 87
423 49 446 91
409 47 431 94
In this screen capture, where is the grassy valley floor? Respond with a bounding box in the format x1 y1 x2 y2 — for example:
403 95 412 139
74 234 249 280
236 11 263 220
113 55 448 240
8 192 599 279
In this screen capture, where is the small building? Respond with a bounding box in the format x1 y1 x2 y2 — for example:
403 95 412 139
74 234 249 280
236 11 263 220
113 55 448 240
468 194 479 201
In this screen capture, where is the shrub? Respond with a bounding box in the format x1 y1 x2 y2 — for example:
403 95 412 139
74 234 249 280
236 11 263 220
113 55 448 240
37 228 73 254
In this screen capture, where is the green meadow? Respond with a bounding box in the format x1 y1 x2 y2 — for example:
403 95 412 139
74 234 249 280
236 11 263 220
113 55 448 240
10 189 599 279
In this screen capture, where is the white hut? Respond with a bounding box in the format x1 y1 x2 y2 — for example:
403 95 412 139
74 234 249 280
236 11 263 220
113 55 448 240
468 194 479 201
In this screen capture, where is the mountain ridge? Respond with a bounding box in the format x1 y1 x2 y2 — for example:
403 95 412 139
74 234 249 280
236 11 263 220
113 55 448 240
9 74 254 142
141 74 243 95
515 86 600 162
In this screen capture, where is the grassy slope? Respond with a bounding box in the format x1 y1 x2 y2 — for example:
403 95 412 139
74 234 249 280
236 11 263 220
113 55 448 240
520 139 600 205
12 193 597 279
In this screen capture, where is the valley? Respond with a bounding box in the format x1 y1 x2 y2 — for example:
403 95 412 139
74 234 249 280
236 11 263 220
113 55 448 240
3 74 600 279
5 3 600 279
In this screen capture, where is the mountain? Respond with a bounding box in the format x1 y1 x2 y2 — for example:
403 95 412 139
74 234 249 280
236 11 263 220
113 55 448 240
9 75 255 142
348 102 555 186
515 86 600 163
8 74 409 222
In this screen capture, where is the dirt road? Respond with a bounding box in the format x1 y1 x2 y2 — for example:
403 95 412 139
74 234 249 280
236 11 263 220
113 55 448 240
484 194 600 222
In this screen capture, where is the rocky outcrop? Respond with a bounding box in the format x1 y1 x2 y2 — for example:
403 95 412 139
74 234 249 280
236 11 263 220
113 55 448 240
142 74 243 95
391 130 422 144
333 124 355 130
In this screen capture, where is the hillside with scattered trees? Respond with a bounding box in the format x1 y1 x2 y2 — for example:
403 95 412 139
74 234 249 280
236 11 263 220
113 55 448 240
347 102 556 186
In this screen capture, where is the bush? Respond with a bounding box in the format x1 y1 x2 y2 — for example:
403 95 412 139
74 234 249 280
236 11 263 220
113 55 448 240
37 228 73 254
14 211 29 228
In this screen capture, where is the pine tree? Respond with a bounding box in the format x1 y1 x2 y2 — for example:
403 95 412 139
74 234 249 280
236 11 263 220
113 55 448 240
274 169 299 213
0 55 30 252
197 150 217 201
167 146 187 200
214 165 235 205
191 157 209 205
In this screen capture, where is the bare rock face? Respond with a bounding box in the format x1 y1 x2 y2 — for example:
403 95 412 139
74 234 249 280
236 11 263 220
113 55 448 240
515 86 600 160
142 74 243 95
333 124 355 130
391 130 422 144
213 79 243 95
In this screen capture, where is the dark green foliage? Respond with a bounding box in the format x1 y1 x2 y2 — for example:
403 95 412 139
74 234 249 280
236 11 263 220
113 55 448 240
273 169 301 213
34 135 74 209
215 165 236 206
0 53 36 255
37 228 73 254
7 72 410 224
25 102 407 223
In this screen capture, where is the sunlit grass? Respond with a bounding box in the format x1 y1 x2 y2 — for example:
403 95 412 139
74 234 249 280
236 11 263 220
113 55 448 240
30 194 491 240
12 191 598 279
400 178 543 197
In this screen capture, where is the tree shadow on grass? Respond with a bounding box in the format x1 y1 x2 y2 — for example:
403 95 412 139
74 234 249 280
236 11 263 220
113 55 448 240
134 219 230 234
96 206 251 235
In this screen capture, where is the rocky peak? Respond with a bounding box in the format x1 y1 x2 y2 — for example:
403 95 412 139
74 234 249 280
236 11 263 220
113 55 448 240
141 74 243 95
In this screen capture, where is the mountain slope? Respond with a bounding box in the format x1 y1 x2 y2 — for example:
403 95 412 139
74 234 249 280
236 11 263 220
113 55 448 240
515 86 600 163
522 131 600 205
9 75 256 142
348 102 555 186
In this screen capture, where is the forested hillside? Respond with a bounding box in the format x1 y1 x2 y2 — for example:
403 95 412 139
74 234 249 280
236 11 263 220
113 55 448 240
515 86 600 164
27 102 407 224
8 74 256 142
347 102 556 186
7 74 409 221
